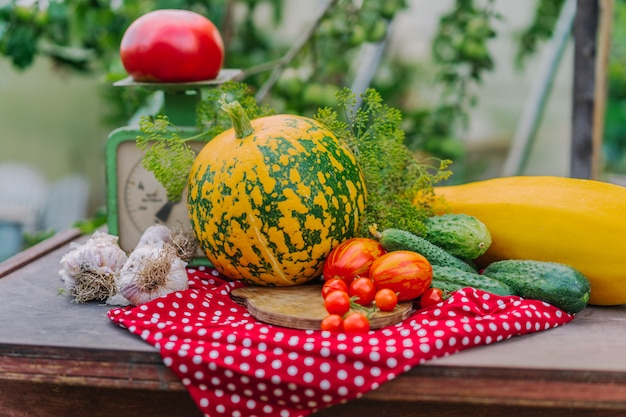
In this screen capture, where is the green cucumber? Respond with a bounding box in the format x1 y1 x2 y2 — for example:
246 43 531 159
482 260 591 314
373 227 476 273
424 213 492 259
432 265 514 296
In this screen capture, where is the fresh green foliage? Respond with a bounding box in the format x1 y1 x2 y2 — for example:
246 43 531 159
72 206 108 234
315 88 453 236
137 115 199 203
603 0 626 173
410 0 500 166
137 82 274 202
22 228 56 249
514 0 566 69
196 81 275 139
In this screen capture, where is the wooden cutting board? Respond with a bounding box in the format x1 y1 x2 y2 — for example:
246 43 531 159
230 285 414 330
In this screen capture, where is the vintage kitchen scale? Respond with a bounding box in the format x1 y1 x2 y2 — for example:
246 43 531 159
104 69 414 330
105 68 242 260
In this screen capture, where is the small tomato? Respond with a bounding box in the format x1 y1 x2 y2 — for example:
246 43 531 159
342 312 370 333
420 287 445 309
120 9 224 82
323 238 386 285
324 290 351 316
320 314 344 332
348 276 377 306
369 250 433 302
374 288 398 312
321 278 349 299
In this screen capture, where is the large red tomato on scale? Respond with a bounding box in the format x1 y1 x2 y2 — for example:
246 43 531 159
120 9 224 83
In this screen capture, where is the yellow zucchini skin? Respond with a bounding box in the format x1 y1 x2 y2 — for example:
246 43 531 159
433 176 626 306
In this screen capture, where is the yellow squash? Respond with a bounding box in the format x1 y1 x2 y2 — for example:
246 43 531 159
433 176 626 306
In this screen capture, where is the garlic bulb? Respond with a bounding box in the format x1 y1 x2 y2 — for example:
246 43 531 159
137 224 172 248
117 244 189 306
59 231 128 303
137 224 199 262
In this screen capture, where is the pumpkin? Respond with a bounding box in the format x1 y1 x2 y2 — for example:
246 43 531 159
433 176 626 306
187 101 366 286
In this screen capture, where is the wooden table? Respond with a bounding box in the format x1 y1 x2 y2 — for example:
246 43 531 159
1 230 625 417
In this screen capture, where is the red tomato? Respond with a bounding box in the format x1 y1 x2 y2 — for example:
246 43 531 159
342 312 370 333
369 250 433 302
323 238 386 285
324 290 351 316
120 9 224 82
348 276 377 306
374 288 398 312
420 287 444 309
320 314 343 332
322 279 349 299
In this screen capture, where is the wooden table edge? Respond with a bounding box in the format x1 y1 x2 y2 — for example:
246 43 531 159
3 342 626 410
0 228 83 279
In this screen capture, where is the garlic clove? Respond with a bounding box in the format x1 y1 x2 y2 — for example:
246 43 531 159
137 224 172 248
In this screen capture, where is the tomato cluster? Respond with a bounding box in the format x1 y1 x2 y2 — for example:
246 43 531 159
321 277 398 333
323 238 434 302
319 237 437 333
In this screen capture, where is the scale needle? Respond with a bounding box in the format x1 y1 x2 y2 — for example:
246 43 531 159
155 200 177 222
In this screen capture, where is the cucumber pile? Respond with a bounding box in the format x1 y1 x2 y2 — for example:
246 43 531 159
370 214 591 314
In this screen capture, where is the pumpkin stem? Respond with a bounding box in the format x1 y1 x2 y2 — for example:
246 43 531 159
221 100 255 138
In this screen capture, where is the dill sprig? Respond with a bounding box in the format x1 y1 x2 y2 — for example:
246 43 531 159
137 115 201 203
315 87 453 237
196 81 275 138
136 82 275 203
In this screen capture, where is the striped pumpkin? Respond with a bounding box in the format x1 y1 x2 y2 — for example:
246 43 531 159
187 101 366 286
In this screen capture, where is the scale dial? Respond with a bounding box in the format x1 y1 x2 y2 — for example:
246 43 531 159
123 158 191 236
106 127 206 256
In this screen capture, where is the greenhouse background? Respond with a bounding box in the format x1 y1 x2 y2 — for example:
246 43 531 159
0 0 621 259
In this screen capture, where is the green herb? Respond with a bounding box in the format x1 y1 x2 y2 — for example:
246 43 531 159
137 81 274 202
137 115 201 203
196 81 275 139
315 88 453 237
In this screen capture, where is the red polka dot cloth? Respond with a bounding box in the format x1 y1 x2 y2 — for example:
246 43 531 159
108 266 574 417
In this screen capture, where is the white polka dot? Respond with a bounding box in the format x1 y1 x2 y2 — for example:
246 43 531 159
386 357 398 368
